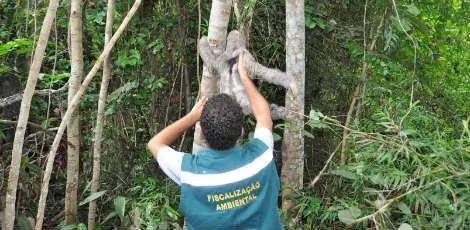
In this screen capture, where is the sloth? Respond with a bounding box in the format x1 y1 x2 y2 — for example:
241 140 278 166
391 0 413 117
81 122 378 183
198 30 291 120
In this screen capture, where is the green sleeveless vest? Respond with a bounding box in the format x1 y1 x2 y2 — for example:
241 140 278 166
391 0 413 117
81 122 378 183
179 139 282 230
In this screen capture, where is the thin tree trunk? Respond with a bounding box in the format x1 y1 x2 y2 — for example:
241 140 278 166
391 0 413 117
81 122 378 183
65 0 83 224
192 0 232 153
88 0 114 228
34 1 142 228
281 0 305 215
2 0 59 228
183 60 191 114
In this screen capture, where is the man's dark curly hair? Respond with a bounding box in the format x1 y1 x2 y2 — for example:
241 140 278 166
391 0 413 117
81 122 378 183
200 94 244 150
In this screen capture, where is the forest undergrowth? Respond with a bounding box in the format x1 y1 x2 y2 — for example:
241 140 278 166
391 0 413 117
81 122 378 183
0 0 469 229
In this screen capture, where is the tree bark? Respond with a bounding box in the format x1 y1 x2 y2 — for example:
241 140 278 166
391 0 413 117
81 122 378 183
34 0 142 228
88 0 114 228
192 0 232 153
281 0 305 214
2 0 59 228
65 0 83 224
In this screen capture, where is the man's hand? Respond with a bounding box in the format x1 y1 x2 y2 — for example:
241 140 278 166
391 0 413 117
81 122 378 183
189 96 206 121
148 97 207 159
237 51 273 131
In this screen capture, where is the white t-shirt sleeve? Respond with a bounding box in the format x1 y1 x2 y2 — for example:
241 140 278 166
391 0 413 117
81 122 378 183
253 127 274 149
156 146 184 185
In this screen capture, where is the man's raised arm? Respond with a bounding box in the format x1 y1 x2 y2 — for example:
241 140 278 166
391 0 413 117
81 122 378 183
238 52 273 131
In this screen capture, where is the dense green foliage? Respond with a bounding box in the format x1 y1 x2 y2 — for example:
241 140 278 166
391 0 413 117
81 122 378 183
0 0 469 229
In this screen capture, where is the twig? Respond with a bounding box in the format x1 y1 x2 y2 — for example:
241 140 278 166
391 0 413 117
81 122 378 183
391 0 418 74
349 173 469 225
308 141 342 188
178 131 187 152
40 15 58 157
340 9 386 164
164 59 182 127
399 81 414 128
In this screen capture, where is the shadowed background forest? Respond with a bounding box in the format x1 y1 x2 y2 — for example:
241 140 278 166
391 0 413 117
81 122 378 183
1 0 469 229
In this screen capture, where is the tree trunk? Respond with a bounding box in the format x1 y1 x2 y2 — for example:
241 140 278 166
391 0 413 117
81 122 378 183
281 0 305 215
87 0 114 228
192 0 232 153
34 1 142 228
2 0 59 228
65 0 83 224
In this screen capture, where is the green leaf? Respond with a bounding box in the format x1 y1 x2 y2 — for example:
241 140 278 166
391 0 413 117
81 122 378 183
303 130 315 139
403 129 418 137
114 196 126 218
314 18 326 29
330 169 357 180
102 211 117 224
398 223 413 230
338 207 361 224
79 190 106 206
0 130 6 141
77 223 87 230
405 4 421 16
104 106 115 116
397 202 411 215
305 15 316 29
309 109 324 121
165 205 180 220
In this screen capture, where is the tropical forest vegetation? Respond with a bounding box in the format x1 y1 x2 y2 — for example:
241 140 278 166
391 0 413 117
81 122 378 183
0 0 469 229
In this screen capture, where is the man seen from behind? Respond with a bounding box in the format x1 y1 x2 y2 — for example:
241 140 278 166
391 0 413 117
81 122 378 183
148 52 282 230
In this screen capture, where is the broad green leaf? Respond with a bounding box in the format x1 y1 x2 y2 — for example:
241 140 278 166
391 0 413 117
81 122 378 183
77 223 87 230
398 223 413 230
305 15 316 29
79 190 106 206
309 109 324 120
114 196 127 218
338 207 361 224
314 18 326 29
